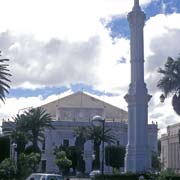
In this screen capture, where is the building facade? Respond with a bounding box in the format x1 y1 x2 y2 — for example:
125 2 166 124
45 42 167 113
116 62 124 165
2 92 158 173
161 123 180 171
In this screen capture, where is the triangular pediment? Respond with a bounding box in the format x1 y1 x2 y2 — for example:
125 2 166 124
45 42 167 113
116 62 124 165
41 91 127 122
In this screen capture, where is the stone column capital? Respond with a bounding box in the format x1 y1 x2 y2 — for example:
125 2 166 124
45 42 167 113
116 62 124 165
124 94 152 103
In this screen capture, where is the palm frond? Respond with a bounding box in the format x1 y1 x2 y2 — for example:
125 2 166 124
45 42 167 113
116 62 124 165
0 57 11 103
172 94 180 115
157 56 180 97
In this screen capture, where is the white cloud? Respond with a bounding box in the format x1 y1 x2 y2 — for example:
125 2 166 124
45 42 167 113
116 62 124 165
6 34 102 88
143 13 180 135
0 0 154 92
0 27 130 93
0 0 154 41
0 90 73 121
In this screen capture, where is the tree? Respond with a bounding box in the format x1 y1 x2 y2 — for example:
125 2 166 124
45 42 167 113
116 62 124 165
87 125 115 170
157 56 180 115
74 125 115 170
11 131 28 157
12 114 29 156
151 151 161 171
73 126 87 173
0 158 16 180
54 145 81 174
23 107 53 152
19 152 40 179
105 145 125 172
6 114 31 179
74 126 87 150
158 139 161 156
0 137 10 163
55 150 72 175
4 114 29 158
0 54 11 103
11 130 28 178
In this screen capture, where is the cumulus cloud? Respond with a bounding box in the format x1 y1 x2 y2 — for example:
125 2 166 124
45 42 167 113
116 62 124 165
0 90 73 121
0 0 154 42
0 0 154 92
144 13 180 93
139 13 180 135
0 30 130 92
5 33 101 88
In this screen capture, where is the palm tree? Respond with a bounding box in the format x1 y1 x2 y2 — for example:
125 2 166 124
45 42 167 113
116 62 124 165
87 125 115 170
0 54 11 103
74 125 115 170
157 56 180 115
74 126 87 150
73 126 88 173
8 114 29 177
12 114 29 154
24 107 53 152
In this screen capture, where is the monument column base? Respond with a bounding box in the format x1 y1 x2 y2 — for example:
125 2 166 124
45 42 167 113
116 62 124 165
125 145 151 173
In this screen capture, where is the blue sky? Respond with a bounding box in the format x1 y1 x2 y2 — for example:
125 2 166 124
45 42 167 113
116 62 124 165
107 0 180 39
0 0 180 135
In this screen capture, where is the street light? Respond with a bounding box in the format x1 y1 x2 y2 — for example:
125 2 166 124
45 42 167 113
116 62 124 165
92 115 105 175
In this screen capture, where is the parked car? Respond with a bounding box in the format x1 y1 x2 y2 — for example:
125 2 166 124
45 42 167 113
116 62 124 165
89 170 101 178
25 173 64 180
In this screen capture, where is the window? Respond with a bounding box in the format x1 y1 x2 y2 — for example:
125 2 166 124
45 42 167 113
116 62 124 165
41 160 46 173
117 140 120 145
63 139 69 147
42 138 45 152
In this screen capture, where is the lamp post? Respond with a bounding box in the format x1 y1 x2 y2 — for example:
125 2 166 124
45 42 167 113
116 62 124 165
92 115 105 175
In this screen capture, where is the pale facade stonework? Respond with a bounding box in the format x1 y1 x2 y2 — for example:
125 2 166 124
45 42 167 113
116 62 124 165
41 120 157 173
161 123 180 171
40 92 157 173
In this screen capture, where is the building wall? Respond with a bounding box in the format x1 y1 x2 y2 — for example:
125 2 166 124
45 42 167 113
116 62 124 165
161 123 180 171
42 120 157 173
1 118 158 173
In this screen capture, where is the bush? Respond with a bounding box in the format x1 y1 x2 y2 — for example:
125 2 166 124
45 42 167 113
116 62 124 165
18 152 40 180
94 174 138 180
0 158 16 180
94 172 180 180
55 151 72 175
94 173 159 180
158 169 175 180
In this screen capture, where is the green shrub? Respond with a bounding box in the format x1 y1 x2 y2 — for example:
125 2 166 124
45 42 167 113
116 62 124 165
94 173 158 180
158 169 175 180
18 152 40 180
93 171 180 180
0 158 16 180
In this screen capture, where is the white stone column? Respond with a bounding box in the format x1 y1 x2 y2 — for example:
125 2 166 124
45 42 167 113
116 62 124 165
124 0 152 173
